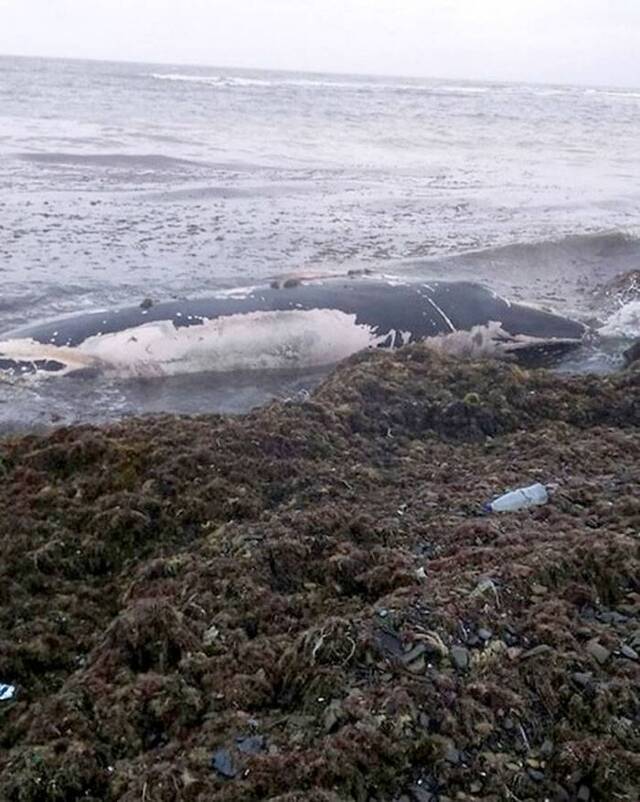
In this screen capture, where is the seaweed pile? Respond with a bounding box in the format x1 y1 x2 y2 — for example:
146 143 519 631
0 347 639 801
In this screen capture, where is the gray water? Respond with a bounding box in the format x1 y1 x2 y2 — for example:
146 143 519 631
1 55 640 431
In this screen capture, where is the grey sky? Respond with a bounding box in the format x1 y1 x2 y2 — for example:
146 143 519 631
1 0 639 87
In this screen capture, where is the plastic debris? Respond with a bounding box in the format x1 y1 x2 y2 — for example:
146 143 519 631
0 684 16 701
485 482 549 513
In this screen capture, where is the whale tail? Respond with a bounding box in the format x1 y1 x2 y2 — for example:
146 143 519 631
0 339 101 377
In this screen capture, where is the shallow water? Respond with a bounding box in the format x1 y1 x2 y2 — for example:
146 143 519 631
1 56 640 431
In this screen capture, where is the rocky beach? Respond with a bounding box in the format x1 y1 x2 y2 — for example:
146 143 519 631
1 347 639 801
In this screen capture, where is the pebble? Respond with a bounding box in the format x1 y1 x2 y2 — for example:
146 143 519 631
450 645 470 671
444 744 461 765
236 735 265 755
577 785 591 801
520 644 553 660
323 701 344 732
410 787 433 802
620 644 639 661
478 628 492 641
527 769 545 782
212 748 237 779
586 639 610 665
203 625 220 646
596 610 627 625
572 672 594 688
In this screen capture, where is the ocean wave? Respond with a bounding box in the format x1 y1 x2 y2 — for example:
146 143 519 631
585 88 640 100
598 301 640 338
424 231 640 268
431 85 489 94
18 152 203 170
148 72 492 95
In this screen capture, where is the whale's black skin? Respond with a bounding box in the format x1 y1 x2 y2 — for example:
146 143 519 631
2 280 586 353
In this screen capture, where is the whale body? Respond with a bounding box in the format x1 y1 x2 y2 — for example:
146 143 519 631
0 278 587 378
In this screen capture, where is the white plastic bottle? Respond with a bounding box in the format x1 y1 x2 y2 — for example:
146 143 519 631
486 483 549 513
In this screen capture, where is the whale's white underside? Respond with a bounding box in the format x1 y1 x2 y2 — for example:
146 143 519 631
0 308 542 379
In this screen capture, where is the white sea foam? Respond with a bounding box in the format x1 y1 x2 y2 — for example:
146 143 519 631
432 85 490 94
148 72 491 96
585 88 640 100
149 72 403 90
598 301 640 338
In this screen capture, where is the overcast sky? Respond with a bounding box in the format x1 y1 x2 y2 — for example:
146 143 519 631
1 0 639 87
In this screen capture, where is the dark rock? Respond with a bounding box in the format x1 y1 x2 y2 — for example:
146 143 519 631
444 744 461 765
623 339 640 367
212 748 237 779
527 769 545 782
596 610 627 625
572 672 594 688
586 639 610 665
236 735 265 755
375 628 404 658
450 645 470 671
323 700 345 733
139 297 153 310
410 786 434 802
520 644 553 660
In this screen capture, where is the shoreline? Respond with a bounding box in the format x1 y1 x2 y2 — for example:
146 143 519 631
1 347 639 800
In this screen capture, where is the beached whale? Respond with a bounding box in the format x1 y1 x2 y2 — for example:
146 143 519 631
0 278 586 378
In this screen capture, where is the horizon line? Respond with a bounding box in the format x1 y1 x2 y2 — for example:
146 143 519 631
1 50 638 94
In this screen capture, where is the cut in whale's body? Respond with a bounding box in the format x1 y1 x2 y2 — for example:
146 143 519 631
0 278 587 378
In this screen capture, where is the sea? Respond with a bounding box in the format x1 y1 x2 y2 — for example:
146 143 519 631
1 54 640 431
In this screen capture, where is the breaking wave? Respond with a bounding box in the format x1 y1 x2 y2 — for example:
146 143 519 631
599 302 640 338
148 72 492 95
18 152 202 169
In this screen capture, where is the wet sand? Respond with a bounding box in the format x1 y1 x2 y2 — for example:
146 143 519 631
0 347 639 800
